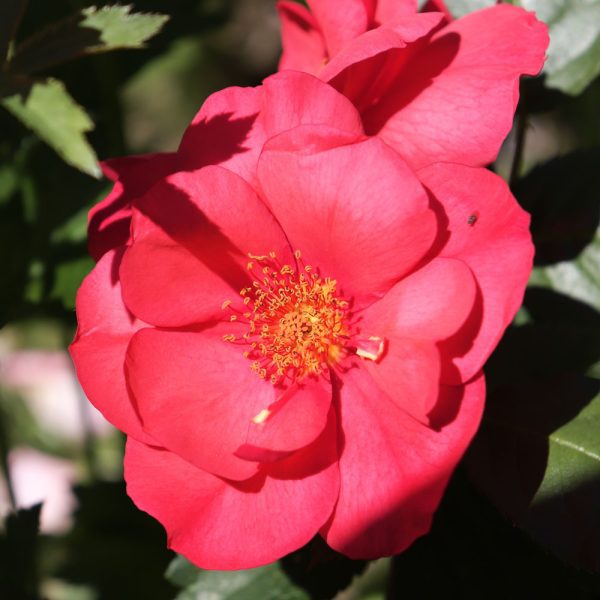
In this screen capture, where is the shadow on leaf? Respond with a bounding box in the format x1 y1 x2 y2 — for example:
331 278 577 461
514 148 600 266
467 287 600 572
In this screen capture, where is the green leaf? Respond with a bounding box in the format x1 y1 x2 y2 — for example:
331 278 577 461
530 227 600 310
11 5 169 74
468 286 600 571
81 4 169 49
280 537 367 599
50 256 94 310
520 0 600 95
56 482 176 599
439 0 496 18
467 378 600 571
0 0 29 63
50 204 93 245
166 556 309 600
543 395 600 493
389 474 599 596
1 78 100 177
343 559 389 600
0 164 18 206
165 555 202 589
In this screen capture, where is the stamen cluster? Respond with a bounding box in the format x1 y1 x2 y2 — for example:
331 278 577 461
223 251 350 384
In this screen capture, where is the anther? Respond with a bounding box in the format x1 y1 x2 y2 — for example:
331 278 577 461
223 249 352 384
251 408 271 424
355 336 386 362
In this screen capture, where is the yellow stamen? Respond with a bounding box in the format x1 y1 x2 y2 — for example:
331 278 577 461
251 408 271 424
224 250 351 384
355 336 386 362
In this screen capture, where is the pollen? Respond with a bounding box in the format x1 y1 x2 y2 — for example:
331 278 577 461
223 251 351 384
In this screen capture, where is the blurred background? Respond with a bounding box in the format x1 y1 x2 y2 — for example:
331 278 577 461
0 1 599 598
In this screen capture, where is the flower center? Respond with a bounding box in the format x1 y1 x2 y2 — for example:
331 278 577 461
222 251 351 384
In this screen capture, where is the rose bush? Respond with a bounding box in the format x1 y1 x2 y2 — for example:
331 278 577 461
71 71 534 568
278 1 548 168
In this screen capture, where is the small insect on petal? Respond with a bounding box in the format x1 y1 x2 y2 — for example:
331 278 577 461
467 211 479 226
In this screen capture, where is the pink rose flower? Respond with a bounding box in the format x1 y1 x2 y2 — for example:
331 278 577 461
71 72 533 568
278 1 548 168
89 3 547 262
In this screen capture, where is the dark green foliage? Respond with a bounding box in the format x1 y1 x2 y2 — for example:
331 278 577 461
387 474 600 599
0 504 42 600
52 482 176 600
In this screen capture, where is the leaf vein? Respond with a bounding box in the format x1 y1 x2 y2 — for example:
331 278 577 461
548 434 600 462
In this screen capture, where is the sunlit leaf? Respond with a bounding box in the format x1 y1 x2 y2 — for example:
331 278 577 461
530 229 600 310
542 394 600 497
11 5 169 74
1 78 100 177
520 0 600 95
80 4 169 49
51 256 94 310
439 0 496 18
166 555 309 600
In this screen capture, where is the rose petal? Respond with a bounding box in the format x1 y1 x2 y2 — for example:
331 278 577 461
126 326 333 480
178 86 266 186
69 249 152 443
418 163 534 383
306 0 369 56
236 376 333 463
261 70 364 139
89 153 176 261
373 0 418 24
277 1 327 74
362 257 477 341
359 338 441 426
321 366 485 558
124 409 340 569
120 166 292 327
362 4 549 169
360 257 478 421
322 12 444 103
258 128 437 308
